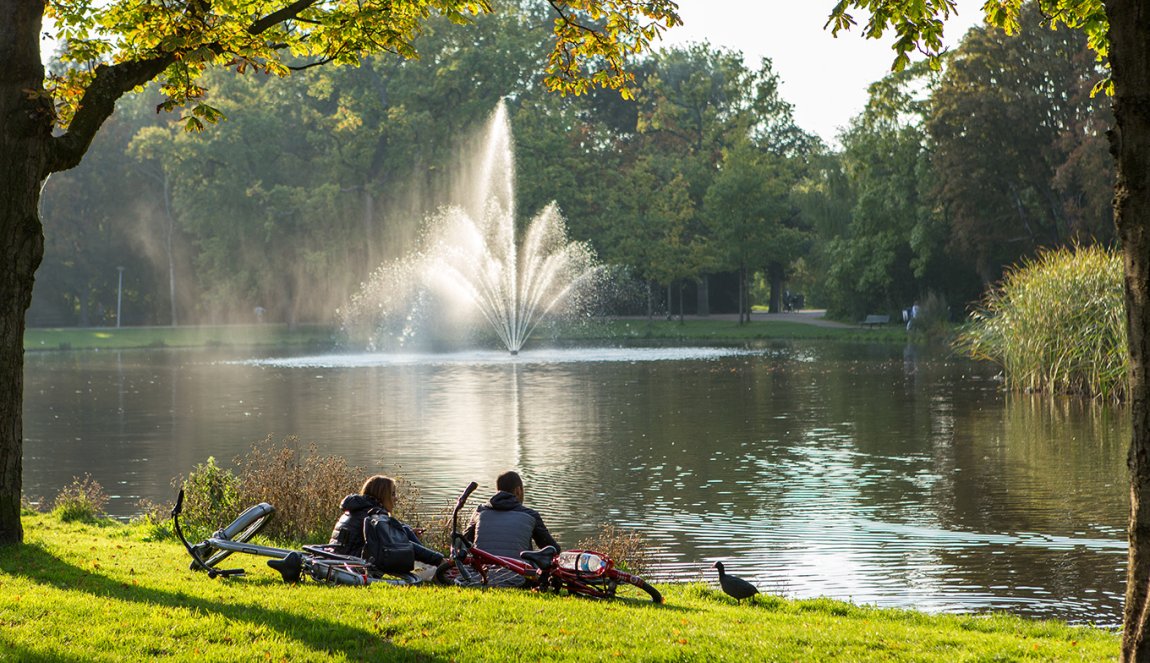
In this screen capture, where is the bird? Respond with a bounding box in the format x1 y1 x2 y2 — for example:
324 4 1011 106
713 561 759 605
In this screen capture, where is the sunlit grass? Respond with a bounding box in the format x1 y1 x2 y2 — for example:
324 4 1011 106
957 246 1126 400
0 513 1118 661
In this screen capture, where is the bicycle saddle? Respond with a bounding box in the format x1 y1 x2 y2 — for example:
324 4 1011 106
268 551 303 584
520 546 558 570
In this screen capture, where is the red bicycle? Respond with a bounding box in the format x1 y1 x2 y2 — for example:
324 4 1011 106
435 482 663 603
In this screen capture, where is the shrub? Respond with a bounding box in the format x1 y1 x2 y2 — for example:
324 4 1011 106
131 498 174 541
957 245 1127 400
176 456 241 541
907 291 953 343
576 524 651 576
176 440 440 548
52 474 109 522
233 436 362 543
20 493 43 516
413 502 456 555
388 468 443 546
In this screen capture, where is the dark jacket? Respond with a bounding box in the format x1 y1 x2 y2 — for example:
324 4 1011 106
463 491 559 558
328 494 443 567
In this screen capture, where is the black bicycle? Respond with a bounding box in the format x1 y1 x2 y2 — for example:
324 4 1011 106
171 490 424 585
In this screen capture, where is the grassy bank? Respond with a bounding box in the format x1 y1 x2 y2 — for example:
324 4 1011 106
1 514 1117 661
25 318 907 352
24 324 337 352
556 318 908 343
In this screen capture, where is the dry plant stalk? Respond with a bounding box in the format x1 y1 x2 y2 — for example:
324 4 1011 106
577 524 651 576
234 436 363 543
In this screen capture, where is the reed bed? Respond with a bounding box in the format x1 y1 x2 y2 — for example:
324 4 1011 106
958 245 1127 400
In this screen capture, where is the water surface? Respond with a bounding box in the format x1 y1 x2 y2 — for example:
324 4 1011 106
23 341 1128 625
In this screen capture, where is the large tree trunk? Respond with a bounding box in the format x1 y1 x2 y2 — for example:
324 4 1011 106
0 0 51 545
767 261 785 314
1111 2 1150 660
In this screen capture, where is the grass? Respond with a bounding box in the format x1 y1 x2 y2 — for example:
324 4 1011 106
24 324 336 352
24 317 912 353
548 318 909 344
0 513 1118 661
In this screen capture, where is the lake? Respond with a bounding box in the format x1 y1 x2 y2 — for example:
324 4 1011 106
22 340 1128 626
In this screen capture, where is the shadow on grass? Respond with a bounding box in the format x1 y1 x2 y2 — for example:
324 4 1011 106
0 542 445 661
0 642 91 663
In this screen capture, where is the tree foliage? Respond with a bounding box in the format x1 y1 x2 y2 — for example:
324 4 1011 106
927 3 1113 282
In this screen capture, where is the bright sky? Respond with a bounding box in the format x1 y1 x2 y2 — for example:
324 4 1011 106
659 0 986 146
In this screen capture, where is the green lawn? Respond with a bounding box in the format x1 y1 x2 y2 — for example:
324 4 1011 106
25 318 908 352
0 514 1117 661
24 324 337 351
554 318 909 343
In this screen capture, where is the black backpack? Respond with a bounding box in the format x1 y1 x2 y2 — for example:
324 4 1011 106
363 512 416 575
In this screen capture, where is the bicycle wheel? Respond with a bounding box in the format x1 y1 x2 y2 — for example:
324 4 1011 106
201 503 275 569
606 571 663 603
435 560 461 585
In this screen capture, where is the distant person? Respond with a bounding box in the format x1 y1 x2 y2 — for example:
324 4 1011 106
464 471 559 559
328 474 443 573
907 301 920 331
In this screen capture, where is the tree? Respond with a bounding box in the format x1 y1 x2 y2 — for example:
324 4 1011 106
826 1 1148 658
632 45 813 315
809 64 941 321
703 140 806 322
0 0 680 544
927 3 1114 283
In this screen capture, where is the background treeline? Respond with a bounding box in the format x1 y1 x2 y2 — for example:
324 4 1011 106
30 1 1113 328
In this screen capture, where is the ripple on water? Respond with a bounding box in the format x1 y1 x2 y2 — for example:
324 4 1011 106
230 346 764 368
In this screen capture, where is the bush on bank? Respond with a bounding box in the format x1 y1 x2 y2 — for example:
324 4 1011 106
958 245 1127 400
0 513 1119 661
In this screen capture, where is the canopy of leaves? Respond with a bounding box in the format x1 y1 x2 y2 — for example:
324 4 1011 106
827 0 1107 89
45 0 680 131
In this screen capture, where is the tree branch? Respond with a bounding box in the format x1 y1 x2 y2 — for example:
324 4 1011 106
46 0 328 174
47 56 175 174
249 0 321 35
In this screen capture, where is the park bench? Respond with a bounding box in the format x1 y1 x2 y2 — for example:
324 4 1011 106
860 314 891 327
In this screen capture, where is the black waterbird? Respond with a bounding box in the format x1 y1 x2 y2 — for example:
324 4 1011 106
713 561 759 604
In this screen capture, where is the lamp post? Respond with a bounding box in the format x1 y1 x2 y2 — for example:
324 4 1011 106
116 266 124 328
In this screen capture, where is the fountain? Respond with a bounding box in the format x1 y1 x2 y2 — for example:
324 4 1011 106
341 102 601 354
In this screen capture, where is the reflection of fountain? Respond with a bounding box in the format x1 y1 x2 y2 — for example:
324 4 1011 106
342 102 600 354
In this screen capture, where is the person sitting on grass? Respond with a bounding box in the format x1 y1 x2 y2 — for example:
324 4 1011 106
328 474 443 573
464 470 559 559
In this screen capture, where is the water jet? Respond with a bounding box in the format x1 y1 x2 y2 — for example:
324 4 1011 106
342 102 600 354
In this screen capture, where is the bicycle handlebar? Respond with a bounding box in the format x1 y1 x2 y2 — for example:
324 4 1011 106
458 481 479 508
451 482 479 527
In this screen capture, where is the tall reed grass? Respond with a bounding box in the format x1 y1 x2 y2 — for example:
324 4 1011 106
957 245 1127 400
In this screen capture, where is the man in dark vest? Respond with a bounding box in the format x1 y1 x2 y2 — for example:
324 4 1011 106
464 470 559 559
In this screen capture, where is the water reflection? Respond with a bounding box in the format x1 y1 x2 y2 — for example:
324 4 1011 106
22 342 1128 625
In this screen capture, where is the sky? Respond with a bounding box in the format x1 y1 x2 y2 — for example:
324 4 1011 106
659 0 986 146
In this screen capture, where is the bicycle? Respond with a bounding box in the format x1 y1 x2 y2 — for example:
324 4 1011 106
171 489 424 586
434 482 663 603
